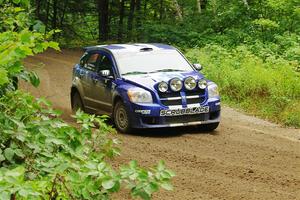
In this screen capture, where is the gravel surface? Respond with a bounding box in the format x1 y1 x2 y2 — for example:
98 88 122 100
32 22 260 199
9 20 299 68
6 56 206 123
23 49 300 200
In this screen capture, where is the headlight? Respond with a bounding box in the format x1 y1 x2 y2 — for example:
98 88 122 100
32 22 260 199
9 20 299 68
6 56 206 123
198 79 207 89
208 82 219 98
169 78 182 92
158 81 168 93
127 88 153 103
184 77 197 90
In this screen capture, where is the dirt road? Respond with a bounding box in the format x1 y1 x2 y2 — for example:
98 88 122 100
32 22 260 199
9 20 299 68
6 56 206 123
23 50 300 200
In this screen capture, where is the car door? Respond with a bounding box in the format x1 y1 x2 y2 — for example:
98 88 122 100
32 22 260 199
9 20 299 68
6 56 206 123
80 52 100 112
89 51 115 114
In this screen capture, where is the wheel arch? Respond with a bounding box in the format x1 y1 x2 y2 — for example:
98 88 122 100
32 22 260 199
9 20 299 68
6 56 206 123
112 94 123 107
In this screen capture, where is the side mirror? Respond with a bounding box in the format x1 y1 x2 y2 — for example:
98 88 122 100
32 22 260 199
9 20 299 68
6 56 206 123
99 70 111 77
193 63 202 71
80 60 84 66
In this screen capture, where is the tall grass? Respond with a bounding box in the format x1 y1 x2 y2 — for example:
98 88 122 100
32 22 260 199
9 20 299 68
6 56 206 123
186 45 300 127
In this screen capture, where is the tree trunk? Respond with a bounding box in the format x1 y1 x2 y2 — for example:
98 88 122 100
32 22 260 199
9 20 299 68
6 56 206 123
136 0 141 26
35 0 41 19
159 0 163 20
127 0 135 41
52 0 58 29
196 0 201 14
144 0 147 17
60 0 69 27
98 0 109 41
173 0 183 21
118 0 125 42
136 0 142 40
45 0 50 31
153 10 157 19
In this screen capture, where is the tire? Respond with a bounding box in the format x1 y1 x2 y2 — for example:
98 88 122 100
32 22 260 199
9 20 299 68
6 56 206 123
113 101 132 133
71 92 85 113
199 122 219 132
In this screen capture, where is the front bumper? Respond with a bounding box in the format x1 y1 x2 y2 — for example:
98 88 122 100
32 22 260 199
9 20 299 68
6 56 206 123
125 98 221 129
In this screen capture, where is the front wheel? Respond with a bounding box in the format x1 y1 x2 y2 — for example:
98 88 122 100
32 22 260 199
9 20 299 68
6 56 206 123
71 92 85 113
113 101 132 133
199 122 219 132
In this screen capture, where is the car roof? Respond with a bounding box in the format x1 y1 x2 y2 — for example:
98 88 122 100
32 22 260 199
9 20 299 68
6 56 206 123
84 43 176 54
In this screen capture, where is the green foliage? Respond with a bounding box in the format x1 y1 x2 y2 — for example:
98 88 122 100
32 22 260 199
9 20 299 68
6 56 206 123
186 45 300 127
253 18 279 29
0 92 175 199
120 160 175 200
140 0 299 50
0 1 175 199
0 0 59 94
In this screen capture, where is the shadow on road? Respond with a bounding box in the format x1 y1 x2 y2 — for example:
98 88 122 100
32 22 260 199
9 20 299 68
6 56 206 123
125 126 219 138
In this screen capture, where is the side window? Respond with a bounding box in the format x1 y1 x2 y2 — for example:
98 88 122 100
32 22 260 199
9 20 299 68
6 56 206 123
84 53 99 71
98 55 113 74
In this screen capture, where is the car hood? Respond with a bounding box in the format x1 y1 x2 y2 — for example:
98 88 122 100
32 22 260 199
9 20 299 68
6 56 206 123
122 71 204 91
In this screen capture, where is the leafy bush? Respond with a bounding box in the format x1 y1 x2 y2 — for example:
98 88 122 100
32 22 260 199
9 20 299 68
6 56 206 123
0 1 174 199
186 45 300 127
0 92 175 199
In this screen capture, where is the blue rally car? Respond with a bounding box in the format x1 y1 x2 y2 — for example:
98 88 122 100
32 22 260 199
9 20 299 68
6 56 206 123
70 44 220 133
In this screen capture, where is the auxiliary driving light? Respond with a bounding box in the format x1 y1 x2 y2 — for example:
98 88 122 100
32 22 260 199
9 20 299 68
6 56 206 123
158 81 168 93
184 77 197 90
170 78 183 92
198 79 207 89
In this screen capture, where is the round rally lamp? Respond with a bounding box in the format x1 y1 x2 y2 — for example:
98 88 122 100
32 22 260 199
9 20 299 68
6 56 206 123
198 79 207 89
158 81 168 93
184 77 197 90
170 78 183 92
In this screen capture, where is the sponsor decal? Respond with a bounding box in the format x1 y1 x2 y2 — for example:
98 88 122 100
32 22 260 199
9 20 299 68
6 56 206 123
160 106 209 116
135 110 151 115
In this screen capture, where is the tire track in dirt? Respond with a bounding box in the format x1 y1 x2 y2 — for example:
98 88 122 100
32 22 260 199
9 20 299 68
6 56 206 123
23 49 300 200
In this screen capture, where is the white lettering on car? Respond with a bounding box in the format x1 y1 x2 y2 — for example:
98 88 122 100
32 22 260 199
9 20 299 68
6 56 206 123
160 106 209 116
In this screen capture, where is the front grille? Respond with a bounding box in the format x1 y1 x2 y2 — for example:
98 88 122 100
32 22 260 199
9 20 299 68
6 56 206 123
158 91 182 107
158 92 181 99
186 96 206 104
142 113 217 125
186 89 205 96
141 117 159 125
159 89 206 107
158 89 205 99
165 114 209 124
161 99 182 106
141 112 218 125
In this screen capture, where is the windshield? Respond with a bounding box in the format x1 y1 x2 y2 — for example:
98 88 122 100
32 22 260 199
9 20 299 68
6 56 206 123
114 50 194 75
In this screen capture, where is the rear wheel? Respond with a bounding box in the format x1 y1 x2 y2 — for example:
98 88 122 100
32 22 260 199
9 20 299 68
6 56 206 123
113 101 132 133
199 122 219 132
71 92 84 113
